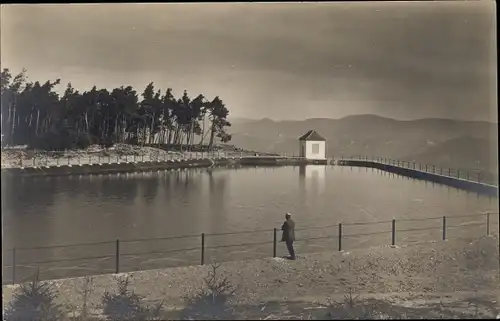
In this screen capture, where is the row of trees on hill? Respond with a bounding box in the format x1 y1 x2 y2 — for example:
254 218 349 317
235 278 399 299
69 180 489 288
0 68 232 150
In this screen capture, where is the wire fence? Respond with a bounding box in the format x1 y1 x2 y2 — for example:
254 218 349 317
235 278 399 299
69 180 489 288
1 150 289 169
3 212 498 285
2 151 241 168
336 155 498 186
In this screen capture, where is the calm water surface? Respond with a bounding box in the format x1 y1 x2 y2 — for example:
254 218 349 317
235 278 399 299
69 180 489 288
2 165 498 282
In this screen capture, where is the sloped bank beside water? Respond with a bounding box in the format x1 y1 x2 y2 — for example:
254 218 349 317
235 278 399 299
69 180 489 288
3 236 498 319
0 157 330 177
0 158 231 178
338 159 499 197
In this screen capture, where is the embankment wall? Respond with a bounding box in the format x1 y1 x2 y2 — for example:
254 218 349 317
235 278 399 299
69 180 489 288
338 160 498 197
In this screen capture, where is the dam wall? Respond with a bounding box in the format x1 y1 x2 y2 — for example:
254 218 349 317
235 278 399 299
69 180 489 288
338 159 498 197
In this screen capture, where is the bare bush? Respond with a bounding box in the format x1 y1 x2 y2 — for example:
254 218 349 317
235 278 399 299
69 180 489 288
326 287 380 320
68 276 97 320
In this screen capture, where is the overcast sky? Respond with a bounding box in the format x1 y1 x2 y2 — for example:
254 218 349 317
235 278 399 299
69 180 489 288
1 2 497 121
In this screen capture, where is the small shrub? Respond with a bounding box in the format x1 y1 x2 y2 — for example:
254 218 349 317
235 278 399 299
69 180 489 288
4 271 65 321
101 275 163 321
181 260 236 320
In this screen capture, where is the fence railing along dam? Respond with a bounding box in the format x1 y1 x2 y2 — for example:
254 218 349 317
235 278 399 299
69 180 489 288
2 151 497 186
335 155 498 187
2 212 498 285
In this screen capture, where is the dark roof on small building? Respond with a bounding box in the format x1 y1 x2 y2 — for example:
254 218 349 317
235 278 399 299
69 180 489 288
298 130 326 141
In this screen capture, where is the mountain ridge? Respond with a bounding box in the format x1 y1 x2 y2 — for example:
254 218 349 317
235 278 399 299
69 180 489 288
227 114 498 175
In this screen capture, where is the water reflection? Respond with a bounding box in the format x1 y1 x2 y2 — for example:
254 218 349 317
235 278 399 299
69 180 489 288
298 165 326 190
2 165 497 252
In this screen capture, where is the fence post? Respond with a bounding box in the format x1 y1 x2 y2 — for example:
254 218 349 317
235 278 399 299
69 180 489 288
448 168 451 176
115 239 120 274
478 172 481 183
338 223 342 251
486 213 490 236
432 165 435 173
391 219 396 246
457 169 460 179
425 164 427 172
466 171 469 181
57 157 59 166
89 155 91 164
201 233 205 265
442 216 447 240
68 157 70 166
142 155 144 162
273 228 277 258
33 157 35 167
12 247 16 285
98 155 101 164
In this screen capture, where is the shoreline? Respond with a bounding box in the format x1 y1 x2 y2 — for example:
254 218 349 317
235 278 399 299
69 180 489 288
3 157 495 198
0 156 329 178
0 158 231 178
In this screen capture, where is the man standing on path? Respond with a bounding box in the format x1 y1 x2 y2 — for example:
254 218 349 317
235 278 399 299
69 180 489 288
281 212 296 260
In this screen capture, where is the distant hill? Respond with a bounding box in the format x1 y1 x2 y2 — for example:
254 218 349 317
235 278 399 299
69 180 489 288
405 136 498 173
228 115 498 173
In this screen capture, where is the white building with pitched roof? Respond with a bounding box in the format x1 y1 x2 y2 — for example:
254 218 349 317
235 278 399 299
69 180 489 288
298 130 327 160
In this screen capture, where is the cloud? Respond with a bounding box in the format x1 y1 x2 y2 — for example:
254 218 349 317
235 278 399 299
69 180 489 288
0 2 496 121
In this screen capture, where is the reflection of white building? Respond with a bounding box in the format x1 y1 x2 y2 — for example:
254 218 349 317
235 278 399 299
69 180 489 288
298 130 327 160
299 165 326 195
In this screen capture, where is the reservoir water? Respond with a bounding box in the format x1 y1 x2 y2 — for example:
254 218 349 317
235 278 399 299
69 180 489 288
2 165 498 283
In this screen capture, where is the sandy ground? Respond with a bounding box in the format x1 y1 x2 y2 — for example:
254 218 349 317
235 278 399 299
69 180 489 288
3 236 499 319
0 144 247 168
